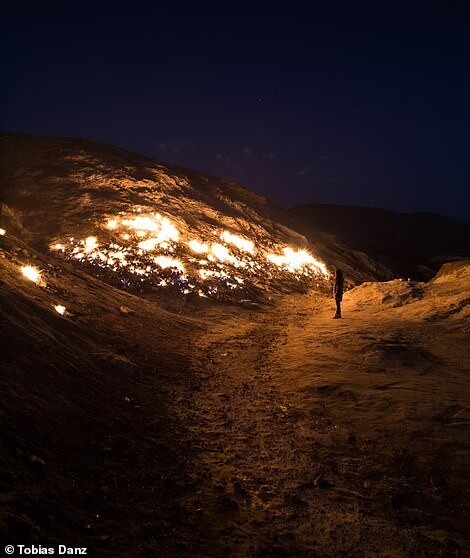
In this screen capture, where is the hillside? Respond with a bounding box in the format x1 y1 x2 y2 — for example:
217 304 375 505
291 203 470 281
1 134 469 556
0 133 393 302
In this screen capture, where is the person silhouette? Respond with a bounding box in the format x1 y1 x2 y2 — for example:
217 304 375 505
333 268 344 319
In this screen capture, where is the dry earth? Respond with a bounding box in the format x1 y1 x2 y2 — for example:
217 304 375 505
182 264 469 556
1 135 469 556
1 240 469 556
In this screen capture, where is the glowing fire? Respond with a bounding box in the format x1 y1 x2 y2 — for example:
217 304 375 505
21 265 42 284
154 256 185 273
220 231 255 254
138 238 160 251
188 240 209 254
199 269 216 279
120 214 179 241
84 236 98 252
0 228 6 236
54 304 66 315
211 243 235 264
49 209 329 299
267 247 328 276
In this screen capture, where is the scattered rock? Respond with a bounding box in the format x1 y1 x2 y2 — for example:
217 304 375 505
119 305 134 315
314 475 333 490
28 455 46 467
98 353 141 377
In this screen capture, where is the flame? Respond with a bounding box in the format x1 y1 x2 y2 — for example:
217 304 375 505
84 236 98 252
199 269 216 279
210 243 241 266
154 256 185 273
120 214 179 241
121 215 160 232
108 250 127 264
138 238 160 251
211 243 230 262
0 228 6 236
21 265 42 284
54 304 66 315
220 231 254 254
49 208 329 299
267 247 328 276
188 240 209 254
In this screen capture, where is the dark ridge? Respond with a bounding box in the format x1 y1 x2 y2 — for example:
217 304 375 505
291 203 470 280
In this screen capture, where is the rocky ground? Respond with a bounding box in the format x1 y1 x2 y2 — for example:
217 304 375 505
1 239 468 555
181 263 469 556
1 134 469 556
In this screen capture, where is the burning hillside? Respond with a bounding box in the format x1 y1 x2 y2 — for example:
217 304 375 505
1 133 469 556
0 133 397 305
0 133 332 303
48 210 328 300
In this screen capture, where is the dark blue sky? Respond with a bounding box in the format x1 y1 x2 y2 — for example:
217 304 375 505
2 8 469 219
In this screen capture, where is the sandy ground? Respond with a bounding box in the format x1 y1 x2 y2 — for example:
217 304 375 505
1 249 469 556
181 282 469 556
1 134 469 557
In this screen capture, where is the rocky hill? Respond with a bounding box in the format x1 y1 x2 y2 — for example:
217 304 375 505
1 134 469 556
291 203 470 280
0 134 394 302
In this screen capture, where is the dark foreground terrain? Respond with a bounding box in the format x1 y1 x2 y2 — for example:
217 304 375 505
1 237 469 555
0 134 469 556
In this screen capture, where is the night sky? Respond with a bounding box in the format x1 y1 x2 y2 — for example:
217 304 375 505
2 9 469 220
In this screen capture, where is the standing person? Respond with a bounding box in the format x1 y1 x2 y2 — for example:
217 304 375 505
333 268 344 319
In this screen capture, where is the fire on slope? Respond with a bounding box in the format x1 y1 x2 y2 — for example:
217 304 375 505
49 208 329 300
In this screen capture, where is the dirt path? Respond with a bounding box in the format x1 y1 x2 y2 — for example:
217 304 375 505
181 293 469 557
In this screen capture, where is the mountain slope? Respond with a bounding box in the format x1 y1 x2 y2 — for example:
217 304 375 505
1 227 468 554
291 203 470 280
0 133 393 298
1 134 469 556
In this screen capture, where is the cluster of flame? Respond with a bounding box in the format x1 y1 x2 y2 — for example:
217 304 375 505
47 210 328 299
19 265 67 315
21 265 42 284
3 231 65 314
